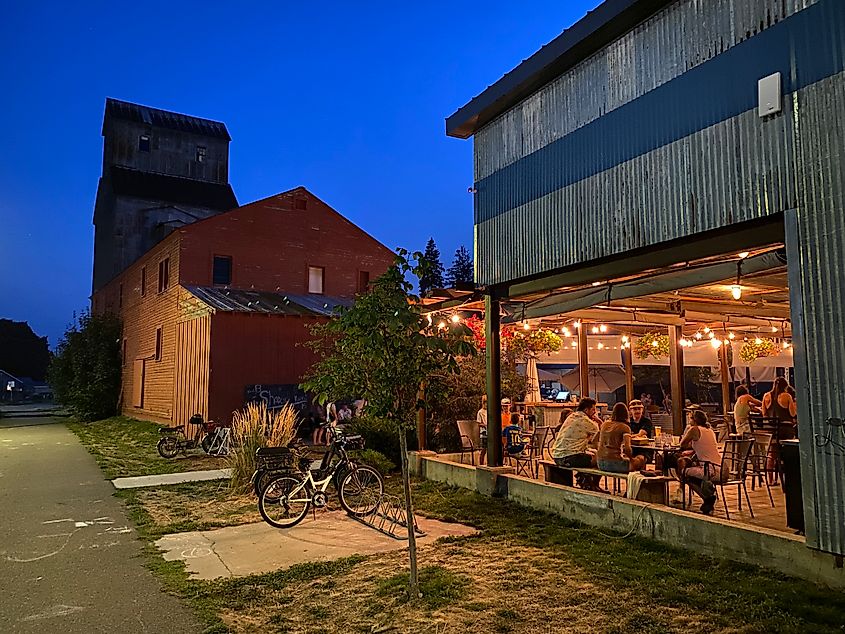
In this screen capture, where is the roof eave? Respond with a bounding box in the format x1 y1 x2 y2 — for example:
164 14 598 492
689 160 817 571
445 0 672 139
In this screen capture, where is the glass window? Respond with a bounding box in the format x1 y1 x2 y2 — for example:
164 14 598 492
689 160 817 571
139 135 150 152
196 146 206 163
308 266 324 294
141 267 146 297
158 258 170 293
155 327 162 361
212 255 232 286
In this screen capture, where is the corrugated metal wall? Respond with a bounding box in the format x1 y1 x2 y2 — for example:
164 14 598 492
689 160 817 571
789 70 845 555
173 315 211 428
469 0 845 554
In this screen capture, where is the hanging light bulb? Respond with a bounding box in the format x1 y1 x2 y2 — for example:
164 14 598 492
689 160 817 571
597 342 604 350
738 251 750 259
708 332 715 339
728 332 736 339
771 326 778 333
573 321 581 329
731 284 743 300
599 324 607 333
651 340 659 348
621 335 629 343
437 320 446 329
723 339 730 346
450 314 460 324
591 326 599 334
755 337 763 345
711 338 722 349
571 340 578 347
695 332 703 340
703 327 711 334
523 322 530 330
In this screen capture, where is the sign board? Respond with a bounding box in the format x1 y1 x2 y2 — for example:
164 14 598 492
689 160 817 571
244 384 308 411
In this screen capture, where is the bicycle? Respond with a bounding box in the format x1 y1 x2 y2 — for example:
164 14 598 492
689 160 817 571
257 429 384 528
157 413 232 458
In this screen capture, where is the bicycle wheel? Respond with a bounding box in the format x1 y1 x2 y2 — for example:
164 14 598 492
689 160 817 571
258 475 310 528
338 465 384 516
201 434 214 454
157 437 179 459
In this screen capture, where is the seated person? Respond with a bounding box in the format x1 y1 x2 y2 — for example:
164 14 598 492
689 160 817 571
627 399 653 438
476 395 488 465
551 398 600 469
596 403 647 473
502 412 526 456
676 408 723 514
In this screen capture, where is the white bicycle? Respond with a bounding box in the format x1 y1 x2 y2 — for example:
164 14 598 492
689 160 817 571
257 430 384 528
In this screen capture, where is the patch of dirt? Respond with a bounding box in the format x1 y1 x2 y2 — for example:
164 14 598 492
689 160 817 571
215 540 720 634
135 482 261 530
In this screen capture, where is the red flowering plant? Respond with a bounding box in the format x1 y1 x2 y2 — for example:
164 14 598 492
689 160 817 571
463 315 561 362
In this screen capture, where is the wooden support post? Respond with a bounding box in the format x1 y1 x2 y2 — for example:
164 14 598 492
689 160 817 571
720 343 731 416
416 382 426 450
485 294 503 467
578 322 589 398
668 325 685 436
623 345 634 404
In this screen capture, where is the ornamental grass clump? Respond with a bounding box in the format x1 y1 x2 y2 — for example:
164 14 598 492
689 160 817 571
227 402 298 492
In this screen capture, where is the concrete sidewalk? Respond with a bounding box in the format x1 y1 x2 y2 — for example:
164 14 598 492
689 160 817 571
112 468 232 489
156 512 478 580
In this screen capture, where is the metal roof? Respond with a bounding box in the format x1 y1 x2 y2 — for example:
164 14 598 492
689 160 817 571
104 98 231 141
185 286 352 317
108 166 237 210
445 0 672 139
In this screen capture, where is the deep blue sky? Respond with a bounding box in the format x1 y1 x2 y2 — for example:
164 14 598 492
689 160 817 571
0 1 599 347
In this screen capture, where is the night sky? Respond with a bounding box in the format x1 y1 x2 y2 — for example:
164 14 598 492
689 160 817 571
0 1 599 347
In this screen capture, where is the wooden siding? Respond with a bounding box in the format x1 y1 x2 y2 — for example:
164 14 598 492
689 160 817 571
93 233 182 424
173 314 211 427
207 313 324 423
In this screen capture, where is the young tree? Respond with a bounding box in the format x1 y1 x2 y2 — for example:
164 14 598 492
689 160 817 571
418 238 444 295
445 245 474 288
302 250 471 597
48 311 122 421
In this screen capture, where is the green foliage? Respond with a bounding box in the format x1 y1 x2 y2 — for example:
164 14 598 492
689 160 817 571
445 245 473 287
49 311 122 421
418 238 445 295
302 251 472 433
634 332 670 359
350 448 396 474
347 415 405 465
0 318 51 381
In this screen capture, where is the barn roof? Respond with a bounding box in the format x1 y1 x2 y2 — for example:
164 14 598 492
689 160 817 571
185 286 352 317
104 98 231 140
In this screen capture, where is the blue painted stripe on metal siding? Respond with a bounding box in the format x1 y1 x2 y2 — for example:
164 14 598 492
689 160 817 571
475 0 845 224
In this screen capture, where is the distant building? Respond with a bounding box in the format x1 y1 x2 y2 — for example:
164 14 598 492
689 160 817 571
92 98 237 292
92 187 394 425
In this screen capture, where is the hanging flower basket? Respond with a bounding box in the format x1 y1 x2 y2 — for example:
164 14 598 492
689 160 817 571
739 338 779 363
634 332 670 359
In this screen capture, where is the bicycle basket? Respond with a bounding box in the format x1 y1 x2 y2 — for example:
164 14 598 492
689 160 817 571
255 446 300 471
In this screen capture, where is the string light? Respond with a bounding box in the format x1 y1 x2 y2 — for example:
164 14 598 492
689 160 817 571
591 326 600 334
523 322 530 330
703 327 711 334
755 337 763 345
728 332 736 339
599 324 607 333
731 284 743 300
437 320 446 329
597 342 604 349
708 332 715 339
695 332 703 340
571 341 577 347
723 339 730 346
651 341 659 348
711 338 722 348
621 335 629 343
450 314 460 324
573 321 581 329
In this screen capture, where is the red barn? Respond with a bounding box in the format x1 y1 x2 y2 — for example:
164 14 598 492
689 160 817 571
92 187 394 425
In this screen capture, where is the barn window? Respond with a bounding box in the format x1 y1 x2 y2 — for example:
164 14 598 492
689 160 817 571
357 270 370 293
308 266 324 294
155 327 163 361
139 135 151 152
141 266 147 297
212 255 232 286
158 258 170 293
196 146 206 163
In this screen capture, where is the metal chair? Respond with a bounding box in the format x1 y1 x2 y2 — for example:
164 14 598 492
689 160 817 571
748 431 775 507
716 438 755 520
455 419 479 465
503 427 535 477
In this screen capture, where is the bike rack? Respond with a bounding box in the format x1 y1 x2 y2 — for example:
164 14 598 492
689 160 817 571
347 491 426 541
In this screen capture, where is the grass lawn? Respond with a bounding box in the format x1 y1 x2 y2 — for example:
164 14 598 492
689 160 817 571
67 415 225 479
117 474 845 634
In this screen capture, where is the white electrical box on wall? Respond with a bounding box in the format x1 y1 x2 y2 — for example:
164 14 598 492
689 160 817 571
758 72 782 117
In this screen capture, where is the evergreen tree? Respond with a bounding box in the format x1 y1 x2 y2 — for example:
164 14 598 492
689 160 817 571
418 238 444 295
445 245 474 287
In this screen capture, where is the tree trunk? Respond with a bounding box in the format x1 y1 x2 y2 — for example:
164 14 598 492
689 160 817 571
398 427 420 598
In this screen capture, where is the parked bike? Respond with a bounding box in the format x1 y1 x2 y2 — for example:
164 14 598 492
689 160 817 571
157 414 232 459
256 429 383 528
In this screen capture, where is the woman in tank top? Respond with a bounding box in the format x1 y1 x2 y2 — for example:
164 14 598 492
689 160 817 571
677 409 722 514
734 385 762 435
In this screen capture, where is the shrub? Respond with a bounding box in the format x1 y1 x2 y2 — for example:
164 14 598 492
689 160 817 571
347 416 414 467
48 311 121 421
226 402 298 492
350 448 395 474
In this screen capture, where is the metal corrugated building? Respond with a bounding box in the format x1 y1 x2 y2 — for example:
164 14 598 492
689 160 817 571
448 0 845 556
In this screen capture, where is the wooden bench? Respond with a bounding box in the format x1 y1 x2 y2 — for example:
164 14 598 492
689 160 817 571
540 460 673 504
